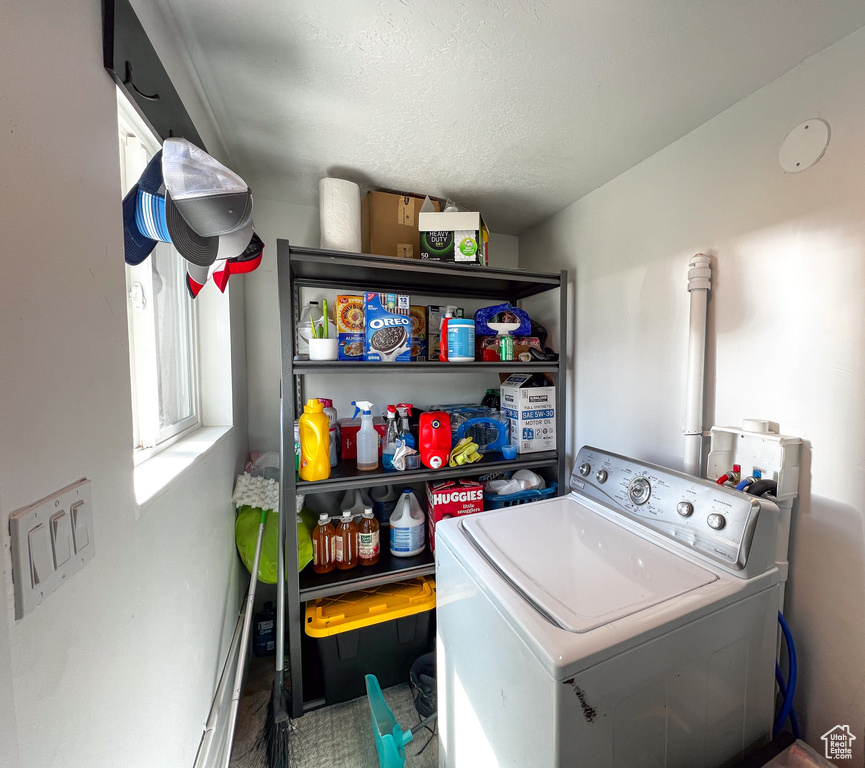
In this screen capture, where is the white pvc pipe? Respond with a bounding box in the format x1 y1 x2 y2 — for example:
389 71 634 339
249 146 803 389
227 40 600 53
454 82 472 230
684 254 711 477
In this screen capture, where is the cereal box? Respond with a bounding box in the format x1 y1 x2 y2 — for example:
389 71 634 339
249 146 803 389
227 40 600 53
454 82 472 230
426 479 484 553
336 295 365 361
410 306 427 361
364 292 411 362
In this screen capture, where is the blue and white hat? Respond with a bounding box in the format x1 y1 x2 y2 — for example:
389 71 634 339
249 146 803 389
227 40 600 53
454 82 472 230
122 151 169 265
123 150 222 267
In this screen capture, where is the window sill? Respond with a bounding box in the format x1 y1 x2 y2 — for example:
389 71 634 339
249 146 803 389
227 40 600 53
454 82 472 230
134 426 233 509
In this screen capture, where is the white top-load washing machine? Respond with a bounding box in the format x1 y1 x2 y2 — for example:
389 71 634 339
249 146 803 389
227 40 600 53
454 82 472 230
436 446 785 768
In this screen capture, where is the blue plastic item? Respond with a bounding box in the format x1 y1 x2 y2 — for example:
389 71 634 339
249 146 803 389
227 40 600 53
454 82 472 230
366 674 413 768
455 417 509 452
484 481 558 510
502 445 518 460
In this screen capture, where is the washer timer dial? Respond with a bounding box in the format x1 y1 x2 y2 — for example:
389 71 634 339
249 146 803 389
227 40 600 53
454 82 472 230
628 477 652 505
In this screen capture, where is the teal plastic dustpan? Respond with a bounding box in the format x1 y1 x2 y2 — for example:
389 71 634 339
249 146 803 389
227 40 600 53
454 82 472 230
366 674 413 768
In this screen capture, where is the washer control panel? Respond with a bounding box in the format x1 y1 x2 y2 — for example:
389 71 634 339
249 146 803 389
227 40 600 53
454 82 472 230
569 446 763 570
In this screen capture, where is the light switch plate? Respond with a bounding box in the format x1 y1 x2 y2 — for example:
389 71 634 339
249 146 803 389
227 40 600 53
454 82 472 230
9 479 94 620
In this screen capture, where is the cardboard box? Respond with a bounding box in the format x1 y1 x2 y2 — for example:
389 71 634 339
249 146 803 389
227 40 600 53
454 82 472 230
361 191 442 259
364 292 411 362
426 479 484 553
477 335 543 362
426 305 464 361
418 211 489 266
336 295 365 361
340 417 386 460
500 374 556 454
410 306 427 361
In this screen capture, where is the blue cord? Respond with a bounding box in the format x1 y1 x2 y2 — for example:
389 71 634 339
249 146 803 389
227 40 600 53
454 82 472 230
775 663 801 739
736 479 752 491
774 611 801 740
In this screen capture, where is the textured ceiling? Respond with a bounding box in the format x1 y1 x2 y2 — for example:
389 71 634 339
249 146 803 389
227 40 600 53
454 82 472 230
154 0 865 234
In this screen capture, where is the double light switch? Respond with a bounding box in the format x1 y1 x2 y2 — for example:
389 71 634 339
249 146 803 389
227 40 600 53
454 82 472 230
9 479 95 619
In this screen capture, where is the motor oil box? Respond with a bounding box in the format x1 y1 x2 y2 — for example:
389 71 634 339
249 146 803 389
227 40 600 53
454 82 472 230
364 292 411 362
426 479 484 553
340 417 387 459
336 295 365 361
410 305 427 361
500 374 556 454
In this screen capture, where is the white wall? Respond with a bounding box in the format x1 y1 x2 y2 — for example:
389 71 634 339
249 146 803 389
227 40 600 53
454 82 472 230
521 28 865 757
245 198 519 451
0 2 248 766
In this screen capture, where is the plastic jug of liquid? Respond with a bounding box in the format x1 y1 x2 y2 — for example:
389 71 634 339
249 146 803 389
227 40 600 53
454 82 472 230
253 601 276 656
299 399 331 481
382 405 398 471
297 301 322 359
318 398 339 468
370 485 399 527
340 487 373 516
419 411 451 469
312 513 336 574
390 489 426 557
352 400 379 471
335 510 359 570
358 507 381 566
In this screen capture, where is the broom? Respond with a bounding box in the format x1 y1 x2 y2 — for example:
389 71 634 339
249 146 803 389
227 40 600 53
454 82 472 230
222 506 268 768
264 489 294 766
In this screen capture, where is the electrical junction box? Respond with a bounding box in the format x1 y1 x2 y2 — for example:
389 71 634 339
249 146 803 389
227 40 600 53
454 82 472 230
706 420 801 501
9 479 95 620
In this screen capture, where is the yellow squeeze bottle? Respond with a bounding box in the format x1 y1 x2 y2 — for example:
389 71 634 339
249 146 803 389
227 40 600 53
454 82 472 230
299 399 331 481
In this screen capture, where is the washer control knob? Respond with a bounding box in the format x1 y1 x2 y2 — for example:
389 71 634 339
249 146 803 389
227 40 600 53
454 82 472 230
677 501 694 517
579 463 591 477
707 513 726 530
596 469 608 484
628 477 651 505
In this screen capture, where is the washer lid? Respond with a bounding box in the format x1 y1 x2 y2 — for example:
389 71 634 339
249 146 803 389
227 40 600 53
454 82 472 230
461 498 718 633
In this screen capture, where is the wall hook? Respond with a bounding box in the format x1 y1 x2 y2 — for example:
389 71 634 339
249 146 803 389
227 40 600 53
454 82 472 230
123 61 160 101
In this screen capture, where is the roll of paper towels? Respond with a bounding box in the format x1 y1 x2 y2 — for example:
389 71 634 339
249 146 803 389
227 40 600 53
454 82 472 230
319 178 361 252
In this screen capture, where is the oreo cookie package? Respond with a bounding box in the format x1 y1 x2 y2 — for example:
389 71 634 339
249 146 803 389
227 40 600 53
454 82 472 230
364 292 411 362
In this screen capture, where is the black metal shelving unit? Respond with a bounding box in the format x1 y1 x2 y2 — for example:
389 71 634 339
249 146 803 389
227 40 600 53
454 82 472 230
278 240 568 716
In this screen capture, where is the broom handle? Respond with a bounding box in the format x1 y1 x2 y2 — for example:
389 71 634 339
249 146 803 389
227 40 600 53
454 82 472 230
223 509 268 768
275 493 286 688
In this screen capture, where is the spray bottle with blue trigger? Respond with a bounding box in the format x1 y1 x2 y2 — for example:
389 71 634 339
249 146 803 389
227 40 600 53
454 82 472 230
352 400 379 472
395 403 416 450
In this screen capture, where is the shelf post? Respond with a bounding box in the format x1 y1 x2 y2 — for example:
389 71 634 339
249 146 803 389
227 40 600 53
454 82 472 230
278 240 305 719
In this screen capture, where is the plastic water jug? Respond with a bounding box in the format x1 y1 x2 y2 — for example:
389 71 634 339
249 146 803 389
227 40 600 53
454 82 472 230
390 489 425 557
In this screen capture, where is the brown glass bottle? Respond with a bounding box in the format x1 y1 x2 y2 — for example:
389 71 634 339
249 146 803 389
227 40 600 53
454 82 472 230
312 513 336 574
335 510 359 570
358 507 381 566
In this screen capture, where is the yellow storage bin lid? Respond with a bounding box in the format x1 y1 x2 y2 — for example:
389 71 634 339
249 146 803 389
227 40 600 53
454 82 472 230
305 577 436 638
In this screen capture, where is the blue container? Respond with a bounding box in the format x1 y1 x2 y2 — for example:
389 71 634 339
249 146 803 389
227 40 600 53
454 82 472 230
484 482 558 511
253 601 276 657
447 319 475 361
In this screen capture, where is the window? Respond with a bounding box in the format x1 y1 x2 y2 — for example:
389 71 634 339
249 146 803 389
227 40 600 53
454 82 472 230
118 92 200 460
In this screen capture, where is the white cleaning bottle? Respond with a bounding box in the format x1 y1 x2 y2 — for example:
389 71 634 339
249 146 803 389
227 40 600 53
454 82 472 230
352 400 378 472
390 488 425 557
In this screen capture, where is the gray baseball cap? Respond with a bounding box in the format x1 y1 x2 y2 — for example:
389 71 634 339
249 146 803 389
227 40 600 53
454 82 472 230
162 138 253 237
